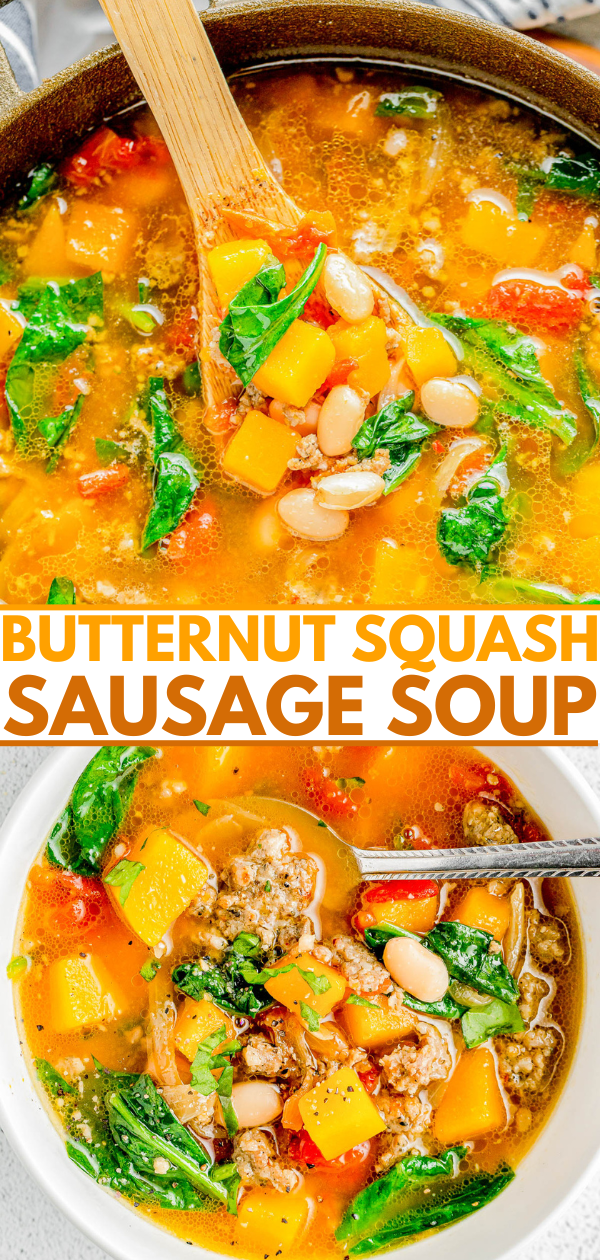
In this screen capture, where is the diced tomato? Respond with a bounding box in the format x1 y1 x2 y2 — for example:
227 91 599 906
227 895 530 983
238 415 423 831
288 1129 372 1169
432 439 445 454
165 305 199 361
486 270 587 335
78 463 130 499
448 448 490 500
521 821 545 844
303 293 338 329
204 398 238 435
357 1065 380 1095
449 763 489 796
165 500 218 563
62 125 169 188
32 867 110 936
365 879 439 904
224 208 337 258
324 357 360 388
302 766 360 818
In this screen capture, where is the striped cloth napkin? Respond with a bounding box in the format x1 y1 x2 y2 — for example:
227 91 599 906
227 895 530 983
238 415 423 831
0 0 599 92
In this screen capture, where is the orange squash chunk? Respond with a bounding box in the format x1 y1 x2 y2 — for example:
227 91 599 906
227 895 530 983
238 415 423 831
264 951 346 1021
328 315 390 397
47 953 127 1033
65 201 139 274
451 886 510 942
222 408 299 494
340 994 415 1050
175 997 237 1062
404 326 457 387
238 1188 309 1253
434 1048 506 1146
23 203 75 278
253 319 335 407
299 1066 385 1159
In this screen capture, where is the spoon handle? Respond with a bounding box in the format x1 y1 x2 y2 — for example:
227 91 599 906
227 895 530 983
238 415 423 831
352 837 600 879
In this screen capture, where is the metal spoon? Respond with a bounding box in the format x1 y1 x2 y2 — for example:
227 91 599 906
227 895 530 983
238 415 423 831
252 797 600 879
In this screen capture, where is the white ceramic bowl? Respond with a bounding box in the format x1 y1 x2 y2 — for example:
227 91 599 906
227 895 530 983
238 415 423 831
0 746 599 1260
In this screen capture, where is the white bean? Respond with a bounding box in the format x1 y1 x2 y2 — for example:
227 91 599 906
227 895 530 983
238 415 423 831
420 377 479 429
231 1081 282 1128
323 252 375 323
316 469 384 510
277 487 349 540
383 935 449 1003
317 385 366 456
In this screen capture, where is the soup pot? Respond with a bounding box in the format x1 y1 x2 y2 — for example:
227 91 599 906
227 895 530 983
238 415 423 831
2 0 600 197
0 744 599 1260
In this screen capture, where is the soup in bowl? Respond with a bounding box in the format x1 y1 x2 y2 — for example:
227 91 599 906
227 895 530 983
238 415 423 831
1 60 600 605
3 744 588 1258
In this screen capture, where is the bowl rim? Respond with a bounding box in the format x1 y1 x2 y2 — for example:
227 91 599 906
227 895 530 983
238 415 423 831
1 744 600 1260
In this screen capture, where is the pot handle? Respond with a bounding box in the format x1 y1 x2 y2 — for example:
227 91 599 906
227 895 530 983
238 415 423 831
0 0 26 119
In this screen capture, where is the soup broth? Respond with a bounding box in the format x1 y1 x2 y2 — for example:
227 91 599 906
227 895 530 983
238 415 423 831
1 66 600 605
11 744 582 1256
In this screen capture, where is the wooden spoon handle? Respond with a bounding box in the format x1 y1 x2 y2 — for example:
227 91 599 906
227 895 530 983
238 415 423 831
97 0 287 225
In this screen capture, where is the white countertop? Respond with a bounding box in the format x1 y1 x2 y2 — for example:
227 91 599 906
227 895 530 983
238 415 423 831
0 745 599 1260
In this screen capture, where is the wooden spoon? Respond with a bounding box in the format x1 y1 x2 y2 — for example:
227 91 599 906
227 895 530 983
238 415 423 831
97 0 302 406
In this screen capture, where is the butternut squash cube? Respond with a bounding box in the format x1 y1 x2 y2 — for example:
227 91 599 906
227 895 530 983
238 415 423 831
264 951 346 1021
405 326 457 387
23 203 75 278
238 1188 309 1254
175 997 237 1062
253 319 335 407
569 222 597 271
299 1066 385 1159
207 237 272 309
65 201 139 275
363 892 439 934
328 315 390 397
434 1047 506 1146
105 827 207 947
371 538 429 603
461 201 548 267
0 301 23 361
340 994 415 1050
48 953 127 1033
452 886 510 942
222 408 299 495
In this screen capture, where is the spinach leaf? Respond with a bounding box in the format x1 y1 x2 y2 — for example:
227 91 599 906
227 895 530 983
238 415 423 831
47 576 75 605
6 274 103 456
437 447 508 569
346 995 379 1009
193 798 211 817
42 393 85 472
46 745 156 875
18 163 57 211
219 244 326 386
173 952 273 1019
141 377 202 550
36 1058 75 1097
461 998 525 1049
231 932 262 958
141 450 200 550
543 153 600 197
103 858 145 906
95 437 130 465
67 1136 204 1211
479 571 600 606
190 1025 242 1139
347 1165 515 1255
182 360 202 396
105 1074 234 1207
434 312 577 446
555 348 600 475
336 1146 466 1242
424 921 519 1004
363 924 464 1019
353 392 436 492
375 87 441 120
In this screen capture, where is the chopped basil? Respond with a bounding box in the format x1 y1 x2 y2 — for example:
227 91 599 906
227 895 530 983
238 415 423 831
104 858 145 906
18 162 57 211
190 1024 242 1139
140 958 161 983
47 576 75 605
193 799 210 816
36 1058 75 1097
376 87 441 120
